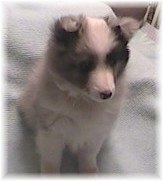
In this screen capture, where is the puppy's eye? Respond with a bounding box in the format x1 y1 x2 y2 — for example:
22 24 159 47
106 45 129 67
106 51 118 67
78 59 95 73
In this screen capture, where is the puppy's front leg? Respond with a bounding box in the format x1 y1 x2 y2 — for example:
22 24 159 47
37 129 64 174
77 141 103 173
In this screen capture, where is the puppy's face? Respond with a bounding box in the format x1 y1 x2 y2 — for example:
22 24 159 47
49 16 140 101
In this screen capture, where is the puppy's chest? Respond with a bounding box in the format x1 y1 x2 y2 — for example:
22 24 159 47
40 94 119 128
40 98 117 152
55 102 115 125
50 112 113 152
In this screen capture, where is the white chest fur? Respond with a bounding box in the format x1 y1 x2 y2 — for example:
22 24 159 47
37 92 120 153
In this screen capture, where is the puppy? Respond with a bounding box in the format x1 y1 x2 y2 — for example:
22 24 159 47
19 16 141 173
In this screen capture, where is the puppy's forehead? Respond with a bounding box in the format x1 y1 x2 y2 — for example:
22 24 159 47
83 17 117 57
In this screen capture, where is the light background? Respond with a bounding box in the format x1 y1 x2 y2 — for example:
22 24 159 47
0 0 162 180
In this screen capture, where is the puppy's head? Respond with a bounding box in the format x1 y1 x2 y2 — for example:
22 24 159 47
49 16 141 101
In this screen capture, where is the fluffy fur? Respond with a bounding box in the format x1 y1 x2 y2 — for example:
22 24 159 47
19 16 141 173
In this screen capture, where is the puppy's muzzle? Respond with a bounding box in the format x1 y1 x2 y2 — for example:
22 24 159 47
88 67 115 101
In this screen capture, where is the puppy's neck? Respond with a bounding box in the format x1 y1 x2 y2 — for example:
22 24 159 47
47 67 83 98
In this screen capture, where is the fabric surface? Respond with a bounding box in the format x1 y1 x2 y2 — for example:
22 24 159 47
5 2 158 175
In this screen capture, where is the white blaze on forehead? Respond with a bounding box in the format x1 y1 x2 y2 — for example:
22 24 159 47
84 17 116 57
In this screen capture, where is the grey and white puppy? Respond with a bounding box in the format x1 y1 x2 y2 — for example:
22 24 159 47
19 16 141 173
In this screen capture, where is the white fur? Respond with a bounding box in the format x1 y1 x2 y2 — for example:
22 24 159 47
88 65 115 100
83 17 117 58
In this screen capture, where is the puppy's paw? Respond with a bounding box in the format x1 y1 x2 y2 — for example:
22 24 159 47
41 161 60 174
79 166 99 174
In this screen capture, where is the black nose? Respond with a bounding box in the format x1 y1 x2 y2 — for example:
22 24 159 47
100 91 112 100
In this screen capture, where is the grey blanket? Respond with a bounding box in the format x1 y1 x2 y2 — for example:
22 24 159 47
5 2 158 174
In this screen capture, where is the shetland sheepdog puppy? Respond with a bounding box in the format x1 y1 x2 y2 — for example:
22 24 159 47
19 15 141 173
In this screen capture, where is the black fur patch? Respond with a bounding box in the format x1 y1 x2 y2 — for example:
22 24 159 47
113 25 128 45
54 50 97 88
106 42 129 78
52 20 80 47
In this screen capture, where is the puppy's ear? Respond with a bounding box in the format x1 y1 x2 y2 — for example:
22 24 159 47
58 16 82 32
52 15 83 46
107 17 142 41
117 17 142 40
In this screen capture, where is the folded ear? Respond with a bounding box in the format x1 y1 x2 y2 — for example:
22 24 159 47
58 16 82 32
52 15 83 46
106 17 142 41
118 17 142 40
